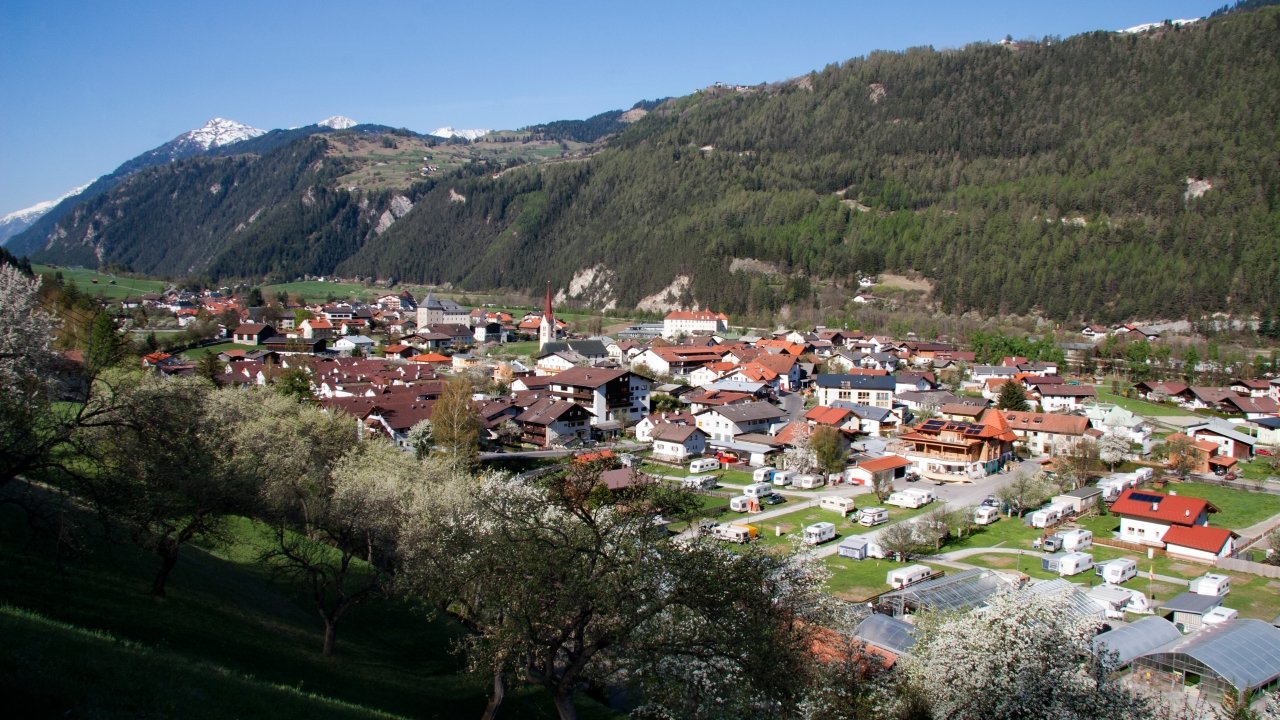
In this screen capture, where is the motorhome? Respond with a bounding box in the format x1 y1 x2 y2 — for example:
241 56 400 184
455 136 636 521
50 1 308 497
792 473 826 490
752 467 775 484
1095 558 1138 584
803 522 837 545
1029 502 1073 528
712 524 758 544
819 496 857 516
680 475 717 491
974 506 1001 525
743 482 775 499
1041 551 1093 577
688 458 721 473
1189 573 1231 596
858 507 889 526
886 491 928 509
729 496 757 513
887 564 934 589
771 470 794 487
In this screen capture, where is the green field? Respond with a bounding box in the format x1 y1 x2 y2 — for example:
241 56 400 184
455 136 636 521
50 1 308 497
181 341 260 359
1095 389 1193 418
0 488 614 719
1162 480 1280 529
823 556 942 601
490 340 540 358
34 265 168 300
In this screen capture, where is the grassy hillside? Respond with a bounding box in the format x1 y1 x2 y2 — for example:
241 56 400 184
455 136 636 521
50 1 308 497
0 487 615 719
33 264 168 300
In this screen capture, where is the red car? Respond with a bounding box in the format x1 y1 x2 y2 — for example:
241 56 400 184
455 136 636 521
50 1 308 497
1258 447 1274 457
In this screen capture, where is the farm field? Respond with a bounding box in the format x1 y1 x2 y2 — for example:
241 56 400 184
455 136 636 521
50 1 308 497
34 265 168 300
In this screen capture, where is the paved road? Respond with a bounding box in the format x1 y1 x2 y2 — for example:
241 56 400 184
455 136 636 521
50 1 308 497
778 390 806 424
479 441 646 461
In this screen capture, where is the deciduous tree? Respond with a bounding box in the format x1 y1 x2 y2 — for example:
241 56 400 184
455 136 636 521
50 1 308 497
432 375 480 468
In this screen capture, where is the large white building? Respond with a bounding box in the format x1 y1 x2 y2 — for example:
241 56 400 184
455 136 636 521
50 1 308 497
662 310 729 339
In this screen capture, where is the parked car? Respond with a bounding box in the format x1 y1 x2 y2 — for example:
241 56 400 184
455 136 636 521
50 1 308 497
981 495 1000 508
762 493 787 505
1257 447 1274 457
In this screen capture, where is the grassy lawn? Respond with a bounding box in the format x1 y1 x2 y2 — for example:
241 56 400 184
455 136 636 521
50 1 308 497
181 341 260 359
745 506 852 547
1162 480 1280 529
490 340 540 358
1237 456 1280 483
0 490 615 720
1096 389 1191 418
823 556 942 601
931 514 1041 553
960 551 1058 580
35 265 168 300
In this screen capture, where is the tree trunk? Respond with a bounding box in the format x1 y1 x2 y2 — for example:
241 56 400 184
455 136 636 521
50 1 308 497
322 615 337 658
552 690 578 720
151 540 180 597
480 671 506 720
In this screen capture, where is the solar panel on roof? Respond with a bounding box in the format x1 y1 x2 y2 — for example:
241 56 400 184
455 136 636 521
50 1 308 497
962 425 985 436
1128 492 1164 504
921 419 945 430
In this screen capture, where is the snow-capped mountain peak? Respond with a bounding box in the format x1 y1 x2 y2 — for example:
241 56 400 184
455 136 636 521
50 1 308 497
0 180 94 245
317 115 358 129
429 126 491 141
180 118 266 150
1119 17 1200 34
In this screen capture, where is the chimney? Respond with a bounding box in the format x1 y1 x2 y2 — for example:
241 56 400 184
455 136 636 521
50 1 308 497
1185 509 1191 518
1152 502 1159 512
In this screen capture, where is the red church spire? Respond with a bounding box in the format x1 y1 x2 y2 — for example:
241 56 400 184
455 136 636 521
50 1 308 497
543 281 555 325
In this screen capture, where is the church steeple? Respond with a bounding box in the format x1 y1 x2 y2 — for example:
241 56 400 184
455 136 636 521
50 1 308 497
538 282 556 350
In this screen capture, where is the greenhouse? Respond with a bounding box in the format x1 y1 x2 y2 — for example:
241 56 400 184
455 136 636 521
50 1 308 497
876 568 1011 616
1131 619 1280 703
1093 616 1182 668
854 613 917 656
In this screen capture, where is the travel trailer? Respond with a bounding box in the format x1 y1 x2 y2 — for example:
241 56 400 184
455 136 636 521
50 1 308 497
803 522 837 545
1189 573 1231 596
902 487 936 505
680 475 717 491
729 496 757 513
819 495 857 516
887 564 934 589
688 458 721 473
1202 606 1239 625
1029 502 1074 528
770 470 794 486
1095 558 1138 584
858 507 889 526
973 506 1001 525
752 467 775 483
712 524 758 544
1041 551 1094 577
1044 529 1093 553
1087 585 1151 618
886 491 928 509
743 482 775 499
792 473 826 490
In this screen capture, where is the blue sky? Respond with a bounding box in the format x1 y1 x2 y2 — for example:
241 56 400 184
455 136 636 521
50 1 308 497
1 0 1221 213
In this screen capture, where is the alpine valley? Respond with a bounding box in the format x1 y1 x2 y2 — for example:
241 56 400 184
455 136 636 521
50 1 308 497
10 6 1280 323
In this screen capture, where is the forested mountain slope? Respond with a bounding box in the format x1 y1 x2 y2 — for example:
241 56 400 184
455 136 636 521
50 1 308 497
26 8 1280 321
347 8 1280 321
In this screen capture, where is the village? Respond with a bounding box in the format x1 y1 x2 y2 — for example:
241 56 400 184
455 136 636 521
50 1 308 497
110 280 1280 710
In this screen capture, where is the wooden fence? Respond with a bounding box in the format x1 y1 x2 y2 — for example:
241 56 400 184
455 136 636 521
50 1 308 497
1093 536 1166 557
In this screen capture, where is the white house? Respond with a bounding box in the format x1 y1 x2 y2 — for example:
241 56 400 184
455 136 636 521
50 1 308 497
650 423 709 461
1110 488 1213 548
695 402 787 442
845 454 911 487
635 412 698 442
1035 385 1097 413
1161 526 1237 562
549 366 651 427
332 335 376 355
812 374 896 409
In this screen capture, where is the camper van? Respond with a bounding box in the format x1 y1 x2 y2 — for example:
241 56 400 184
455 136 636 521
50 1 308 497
792 473 826 490
752 467 775 484
819 496 857 517
712 524 758 544
1029 502 1073 528
974 506 1001 526
743 482 775 499
803 522 837 545
688 458 721 474
1189 573 1231 596
770 470 794 487
1095 558 1138 584
886 491 927 509
680 475 717 491
729 496 756 513
858 507 889 527
887 564 934 589
1041 551 1093 577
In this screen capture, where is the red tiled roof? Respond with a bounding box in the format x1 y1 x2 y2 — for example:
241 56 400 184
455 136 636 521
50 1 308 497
805 406 854 426
665 310 728 321
1161 525 1234 554
856 454 911 473
1111 488 1211 526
